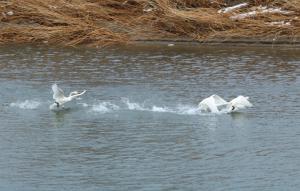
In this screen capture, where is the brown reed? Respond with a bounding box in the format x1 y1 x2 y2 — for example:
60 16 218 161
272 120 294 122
0 0 299 46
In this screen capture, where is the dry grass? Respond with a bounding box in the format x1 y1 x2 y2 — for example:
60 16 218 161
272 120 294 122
0 0 299 46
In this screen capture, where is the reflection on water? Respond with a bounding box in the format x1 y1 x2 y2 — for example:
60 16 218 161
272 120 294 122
0 44 299 191
52 109 71 126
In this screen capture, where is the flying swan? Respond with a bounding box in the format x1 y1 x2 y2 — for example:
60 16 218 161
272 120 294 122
198 94 252 113
50 84 86 110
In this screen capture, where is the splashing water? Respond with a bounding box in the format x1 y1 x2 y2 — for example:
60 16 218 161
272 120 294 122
91 102 120 113
10 100 41 109
120 98 203 115
9 98 213 116
151 105 171 112
78 103 89 107
122 98 146 111
175 105 202 115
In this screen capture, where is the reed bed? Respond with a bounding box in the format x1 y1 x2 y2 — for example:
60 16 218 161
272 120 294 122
0 0 299 46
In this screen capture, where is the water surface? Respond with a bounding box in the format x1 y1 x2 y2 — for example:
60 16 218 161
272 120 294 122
0 44 299 191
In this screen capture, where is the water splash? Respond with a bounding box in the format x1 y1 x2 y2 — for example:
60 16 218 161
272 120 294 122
91 102 120 113
151 105 171 113
8 98 218 115
121 98 203 115
78 103 89 107
122 98 147 111
175 105 202 115
10 100 41 109
88 98 219 116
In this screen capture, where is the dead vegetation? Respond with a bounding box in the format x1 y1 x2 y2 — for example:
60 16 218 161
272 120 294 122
0 0 299 46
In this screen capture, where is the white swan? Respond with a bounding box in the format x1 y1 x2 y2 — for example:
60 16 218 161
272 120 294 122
228 95 253 112
198 94 252 113
49 84 86 110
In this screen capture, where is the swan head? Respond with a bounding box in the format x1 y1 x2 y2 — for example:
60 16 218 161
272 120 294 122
226 103 237 112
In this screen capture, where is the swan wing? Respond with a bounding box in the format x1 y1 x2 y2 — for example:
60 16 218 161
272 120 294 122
52 84 64 100
230 96 253 109
211 94 228 106
199 96 219 113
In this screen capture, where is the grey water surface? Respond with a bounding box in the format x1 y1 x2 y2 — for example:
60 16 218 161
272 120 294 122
0 44 299 191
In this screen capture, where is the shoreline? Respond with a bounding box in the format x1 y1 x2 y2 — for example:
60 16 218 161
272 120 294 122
2 38 300 48
133 37 300 47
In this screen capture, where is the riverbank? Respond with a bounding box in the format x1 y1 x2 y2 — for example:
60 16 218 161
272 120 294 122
1 0 300 47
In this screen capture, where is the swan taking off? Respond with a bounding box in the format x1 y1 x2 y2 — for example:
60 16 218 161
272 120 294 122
50 84 86 110
198 94 252 113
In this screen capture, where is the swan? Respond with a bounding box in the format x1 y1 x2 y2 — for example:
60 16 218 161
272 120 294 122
50 84 86 110
198 94 252 113
228 95 253 112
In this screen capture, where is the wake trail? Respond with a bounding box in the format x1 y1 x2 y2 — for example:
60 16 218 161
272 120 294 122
8 98 218 116
89 98 204 115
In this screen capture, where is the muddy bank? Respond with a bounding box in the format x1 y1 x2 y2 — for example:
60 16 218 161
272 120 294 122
0 0 300 47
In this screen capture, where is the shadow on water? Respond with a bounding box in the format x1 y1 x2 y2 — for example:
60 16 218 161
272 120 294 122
51 107 74 127
230 112 248 119
229 112 253 127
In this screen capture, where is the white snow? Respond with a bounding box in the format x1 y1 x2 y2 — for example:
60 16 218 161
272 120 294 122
218 3 248 14
230 6 293 20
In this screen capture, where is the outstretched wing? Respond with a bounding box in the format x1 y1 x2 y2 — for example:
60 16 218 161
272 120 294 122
211 94 228 107
199 96 219 113
52 84 64 100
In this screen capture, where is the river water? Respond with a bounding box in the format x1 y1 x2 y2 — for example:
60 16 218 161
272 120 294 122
0 44 299 191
